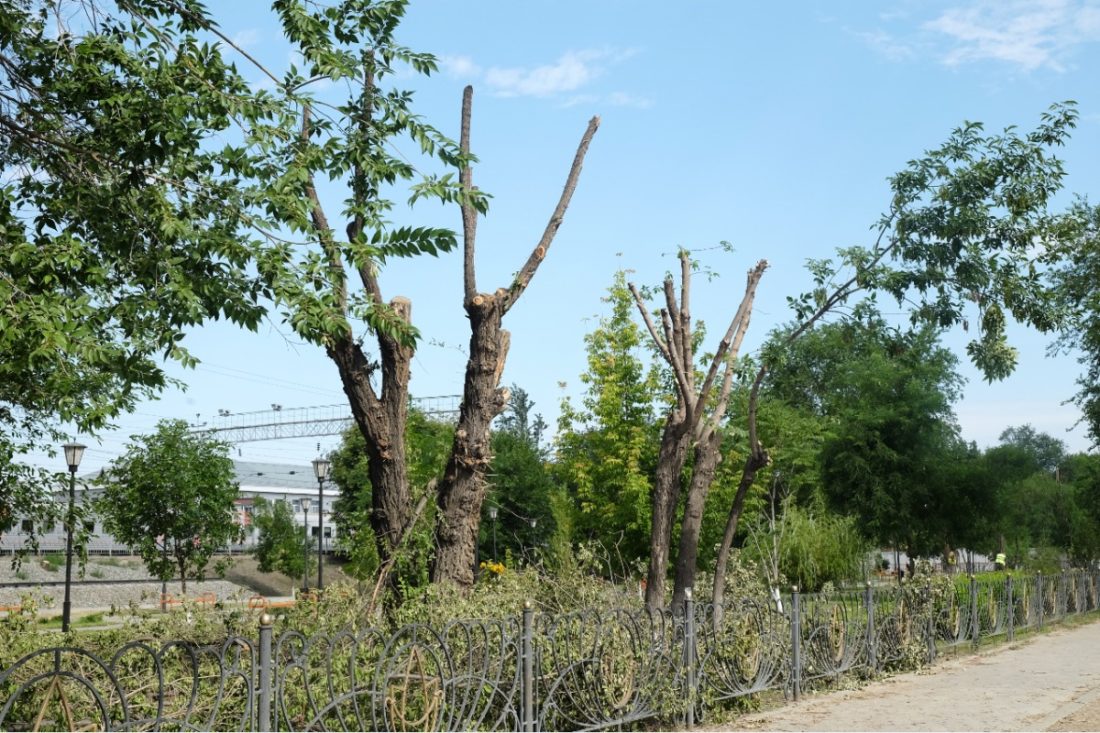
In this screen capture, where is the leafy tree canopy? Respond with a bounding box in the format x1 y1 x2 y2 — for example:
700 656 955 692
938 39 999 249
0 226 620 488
1 0 267 534
97 419 242 592
252 496 310 581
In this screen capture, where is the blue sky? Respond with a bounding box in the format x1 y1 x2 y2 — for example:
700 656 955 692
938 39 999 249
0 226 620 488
35 0 1100 474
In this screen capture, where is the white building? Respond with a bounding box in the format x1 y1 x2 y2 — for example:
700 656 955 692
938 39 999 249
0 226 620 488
0 460 340 556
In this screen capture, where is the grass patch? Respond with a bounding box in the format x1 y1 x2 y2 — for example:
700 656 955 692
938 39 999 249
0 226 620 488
36 612 107 629
41 553 64 572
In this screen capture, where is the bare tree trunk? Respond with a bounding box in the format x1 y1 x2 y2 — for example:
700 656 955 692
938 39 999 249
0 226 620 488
644 415 690 610
431 296 509 587
631 258 768 613
327 303 413 568
710 445 769 619
430 87 600 590
671 431 722 610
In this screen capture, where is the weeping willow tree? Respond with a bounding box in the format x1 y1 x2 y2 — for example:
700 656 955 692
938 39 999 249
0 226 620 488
742 500 869 595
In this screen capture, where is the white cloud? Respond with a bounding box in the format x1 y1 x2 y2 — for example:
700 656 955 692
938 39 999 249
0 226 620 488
924 0 1100 71
440 55 482 79
232 28 260 49
485 50 609 97
853 28 916 61
442 48 650 108
607 91 654 109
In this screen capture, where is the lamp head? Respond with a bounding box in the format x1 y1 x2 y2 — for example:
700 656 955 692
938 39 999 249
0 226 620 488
312 457 331 482
63 442 86 473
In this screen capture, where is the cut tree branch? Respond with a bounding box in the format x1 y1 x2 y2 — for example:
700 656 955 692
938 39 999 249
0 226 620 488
503 115 600 314
459 86 478 304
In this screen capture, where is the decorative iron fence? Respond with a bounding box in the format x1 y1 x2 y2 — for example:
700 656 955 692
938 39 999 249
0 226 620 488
2 571 1098 731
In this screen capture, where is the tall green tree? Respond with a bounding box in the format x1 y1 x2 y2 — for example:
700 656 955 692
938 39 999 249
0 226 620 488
556 272 663 574
777 317 965 557
712 103 1085 610
1049 201 1100 446
480 387 555 564
98 420 242 593
252 496 310 581
0 0 266 540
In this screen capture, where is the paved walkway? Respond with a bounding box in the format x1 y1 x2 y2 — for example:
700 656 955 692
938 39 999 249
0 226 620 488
721 620 1100 731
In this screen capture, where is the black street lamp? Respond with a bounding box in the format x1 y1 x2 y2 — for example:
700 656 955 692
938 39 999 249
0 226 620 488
488 505 498 560
312 457 330 591
61 442 85 633
300 497 311 595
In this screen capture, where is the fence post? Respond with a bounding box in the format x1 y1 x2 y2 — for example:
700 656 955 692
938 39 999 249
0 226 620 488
522 600 534 733
683 587 696 730
1037 572 1044 631
923 583 936 663
970 575 979 647
790 586 801 702
864 581 877 673
258 613 273 733
1060 571 1068 618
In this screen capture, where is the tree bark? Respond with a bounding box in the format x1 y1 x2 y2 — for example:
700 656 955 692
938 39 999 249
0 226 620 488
671 430 722 610
644 413 691 610
431 294 509 588
710 444 769 620
326 298 413 569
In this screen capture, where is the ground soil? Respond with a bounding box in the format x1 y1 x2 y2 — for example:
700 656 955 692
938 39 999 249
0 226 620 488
717 620 1100 731
221 555 358 596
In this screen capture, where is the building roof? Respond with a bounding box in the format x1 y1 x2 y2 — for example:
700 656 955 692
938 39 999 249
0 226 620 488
233 460 319 490
80 460 333 494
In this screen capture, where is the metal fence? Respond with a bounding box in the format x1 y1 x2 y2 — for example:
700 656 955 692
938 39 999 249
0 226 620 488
2 571 1098 731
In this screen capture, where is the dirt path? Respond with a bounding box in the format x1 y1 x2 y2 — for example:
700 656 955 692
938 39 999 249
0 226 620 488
721 620 1100 732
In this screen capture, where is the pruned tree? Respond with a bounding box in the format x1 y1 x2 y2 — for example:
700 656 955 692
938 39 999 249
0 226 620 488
628 253 768 610
430 88 599 588
712 102 1083 611
242 1 481 584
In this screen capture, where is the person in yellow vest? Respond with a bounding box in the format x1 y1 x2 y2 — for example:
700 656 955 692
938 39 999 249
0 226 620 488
994 551 1006 571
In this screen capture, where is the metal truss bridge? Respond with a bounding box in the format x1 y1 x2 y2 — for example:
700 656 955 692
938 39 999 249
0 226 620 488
194 395 461 443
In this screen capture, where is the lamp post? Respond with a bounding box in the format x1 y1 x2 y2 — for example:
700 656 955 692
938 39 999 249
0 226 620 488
312 457 330 591
300 497 311 595
61 442 85 633
488 505 498 560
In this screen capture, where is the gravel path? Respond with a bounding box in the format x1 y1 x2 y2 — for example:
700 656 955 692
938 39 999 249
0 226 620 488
722 620 1100 731
0 555 250 612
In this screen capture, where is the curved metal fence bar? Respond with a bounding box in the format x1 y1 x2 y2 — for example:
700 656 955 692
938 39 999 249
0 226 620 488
694 599 787 708
4 571 1100 732
798 590 867 689
871 585 930 670
932 581 973 651
974 578 1009 641
533 606 680 732
0 636 257 732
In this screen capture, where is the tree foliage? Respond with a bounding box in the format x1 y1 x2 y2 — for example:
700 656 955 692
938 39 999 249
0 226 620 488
480 388 556 564
555 272 662 572
97 420 242 592
252 496 310 580
0 0 266 539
